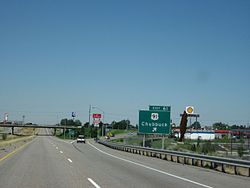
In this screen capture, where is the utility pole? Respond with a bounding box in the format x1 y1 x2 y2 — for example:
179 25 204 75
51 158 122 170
231 132 233 155
102 112 105 137
22 115 25 125
89 105 91 127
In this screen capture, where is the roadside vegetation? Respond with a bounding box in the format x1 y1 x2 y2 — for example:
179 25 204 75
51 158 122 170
0 128 36 148
56 118 136 140
110 135 249 159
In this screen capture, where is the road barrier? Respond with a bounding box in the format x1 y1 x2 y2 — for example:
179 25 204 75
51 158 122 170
98 140 250 177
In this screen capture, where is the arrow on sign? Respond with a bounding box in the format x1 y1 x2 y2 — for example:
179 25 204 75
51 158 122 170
152 127 157 132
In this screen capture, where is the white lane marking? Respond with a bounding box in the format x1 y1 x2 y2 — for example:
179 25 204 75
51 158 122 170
88 178 101 188
71 140 76 144
52 138 73 144
60 151 63 154
68 158 73 163
88 142 213 188
56 147 58 150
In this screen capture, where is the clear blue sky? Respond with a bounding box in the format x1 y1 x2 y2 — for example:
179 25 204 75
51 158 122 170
0 0 249 126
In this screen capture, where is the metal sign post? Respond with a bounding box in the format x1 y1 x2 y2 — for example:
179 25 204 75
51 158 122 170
162 135 165 149
143 134 146 147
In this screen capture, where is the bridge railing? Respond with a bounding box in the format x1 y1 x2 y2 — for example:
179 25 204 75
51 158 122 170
98 140 250 177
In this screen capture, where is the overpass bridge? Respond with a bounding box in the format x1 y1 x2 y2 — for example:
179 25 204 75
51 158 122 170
0 124 81 135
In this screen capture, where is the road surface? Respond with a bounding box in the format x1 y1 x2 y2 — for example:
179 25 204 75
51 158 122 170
0 131 249 188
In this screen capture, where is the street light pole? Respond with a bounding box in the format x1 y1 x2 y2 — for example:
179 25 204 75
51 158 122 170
89 105 91 127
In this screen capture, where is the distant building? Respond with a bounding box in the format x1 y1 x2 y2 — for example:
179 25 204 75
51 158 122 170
184 131 215 140
214 130 230 139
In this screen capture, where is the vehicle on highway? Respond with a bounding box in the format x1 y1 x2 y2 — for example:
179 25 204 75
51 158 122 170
76 135 85 143
105 135 110 140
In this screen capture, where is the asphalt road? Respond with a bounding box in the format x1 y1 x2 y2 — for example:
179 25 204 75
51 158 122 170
0 131 249 188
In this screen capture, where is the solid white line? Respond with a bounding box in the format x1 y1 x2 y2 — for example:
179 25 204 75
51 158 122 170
88 142 213 188
71 141 76 144
60 151 63 154
88 178 101 188
56 147 58 150
68 158 73 163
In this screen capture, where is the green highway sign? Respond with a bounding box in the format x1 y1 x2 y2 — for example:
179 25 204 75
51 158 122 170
149 105 171 112
139 110 171 134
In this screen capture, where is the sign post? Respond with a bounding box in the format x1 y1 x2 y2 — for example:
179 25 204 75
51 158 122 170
162 135 165 149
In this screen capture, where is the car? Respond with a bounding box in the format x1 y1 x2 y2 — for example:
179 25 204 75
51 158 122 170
105 136 110 140
77 135 85 143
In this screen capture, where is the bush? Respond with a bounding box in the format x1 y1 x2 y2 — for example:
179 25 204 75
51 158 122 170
112 138 124 143
191 144 196 151
237 145 244 157
2 133 7 140
201 141 215 154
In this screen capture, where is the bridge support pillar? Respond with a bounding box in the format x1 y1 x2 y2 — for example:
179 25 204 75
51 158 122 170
12 127 14 135
63 128 66 139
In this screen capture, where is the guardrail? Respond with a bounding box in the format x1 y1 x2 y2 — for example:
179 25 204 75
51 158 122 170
98 140 250 177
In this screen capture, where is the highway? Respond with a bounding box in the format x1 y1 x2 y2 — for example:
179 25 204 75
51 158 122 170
0 131 249 188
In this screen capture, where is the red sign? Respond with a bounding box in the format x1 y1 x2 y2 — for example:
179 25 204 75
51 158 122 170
93 120 101 124
92 114 102 118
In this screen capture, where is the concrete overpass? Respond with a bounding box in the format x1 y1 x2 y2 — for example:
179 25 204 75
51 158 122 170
0 124 81 135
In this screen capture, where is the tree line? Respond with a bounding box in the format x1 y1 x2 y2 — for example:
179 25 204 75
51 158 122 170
58 118 133 138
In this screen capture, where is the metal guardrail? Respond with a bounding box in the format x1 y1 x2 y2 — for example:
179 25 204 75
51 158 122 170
98 140 250 177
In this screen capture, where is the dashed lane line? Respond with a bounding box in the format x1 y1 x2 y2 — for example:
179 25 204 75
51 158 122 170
88 178 101 188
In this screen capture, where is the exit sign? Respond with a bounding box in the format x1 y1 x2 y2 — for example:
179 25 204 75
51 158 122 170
149 105 171 112
139 110 171 134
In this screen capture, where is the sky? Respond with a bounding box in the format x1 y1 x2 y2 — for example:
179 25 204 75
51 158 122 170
0 0 249 126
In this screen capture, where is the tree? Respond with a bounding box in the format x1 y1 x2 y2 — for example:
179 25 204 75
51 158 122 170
99 121 103 136
60 118 82 126
74 119 82 126
83 122 90 128
67 119 74 126
212 122 229 130
112 120 129 129
78 126 85 136
111 121 116 128
60 119 67 126
190 121 201 129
